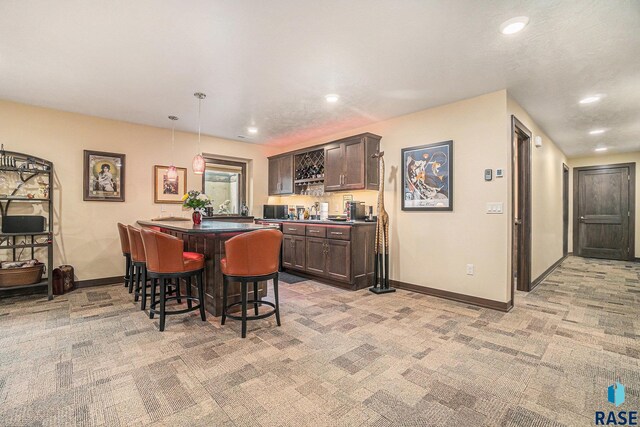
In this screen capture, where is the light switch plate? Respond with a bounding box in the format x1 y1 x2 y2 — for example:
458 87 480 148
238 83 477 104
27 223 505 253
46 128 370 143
486 202 503 214
496 169 504 178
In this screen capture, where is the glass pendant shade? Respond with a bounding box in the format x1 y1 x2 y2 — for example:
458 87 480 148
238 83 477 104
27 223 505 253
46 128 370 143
192 154 205 175
166 165 178 181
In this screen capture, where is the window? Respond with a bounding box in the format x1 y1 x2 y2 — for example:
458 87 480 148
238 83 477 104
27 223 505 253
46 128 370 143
202 159 246 214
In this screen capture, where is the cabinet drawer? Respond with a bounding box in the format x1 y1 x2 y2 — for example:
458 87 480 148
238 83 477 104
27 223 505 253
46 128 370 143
326 226 351 240
306 225 327 238
283 223 306 236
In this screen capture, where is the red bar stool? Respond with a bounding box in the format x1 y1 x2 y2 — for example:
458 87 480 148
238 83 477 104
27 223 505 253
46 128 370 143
117 223 132 291
127 226 181 311
221 228 283 338
140 228 206 331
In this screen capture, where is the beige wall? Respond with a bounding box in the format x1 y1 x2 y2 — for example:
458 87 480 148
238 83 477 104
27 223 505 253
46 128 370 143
270 91 512 303
568 152 640 254
0 100 270 280
507 96 568 280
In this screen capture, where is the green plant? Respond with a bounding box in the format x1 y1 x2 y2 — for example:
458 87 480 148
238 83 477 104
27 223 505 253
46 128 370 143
182 190 211 210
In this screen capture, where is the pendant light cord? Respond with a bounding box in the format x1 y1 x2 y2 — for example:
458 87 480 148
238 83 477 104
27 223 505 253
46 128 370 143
197 97 202 155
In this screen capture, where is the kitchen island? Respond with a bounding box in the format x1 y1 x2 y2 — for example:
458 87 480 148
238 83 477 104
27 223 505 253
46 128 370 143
137 219 277 317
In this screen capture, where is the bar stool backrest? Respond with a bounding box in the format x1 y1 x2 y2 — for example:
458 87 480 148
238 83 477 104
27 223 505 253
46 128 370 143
117 223 130 255
140 228 185 273
127 226 146 263
224 229 283 277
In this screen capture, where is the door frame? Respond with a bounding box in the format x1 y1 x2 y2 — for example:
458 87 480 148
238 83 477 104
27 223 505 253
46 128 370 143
563 164 569 256
510 115 532 303
572 162 635 260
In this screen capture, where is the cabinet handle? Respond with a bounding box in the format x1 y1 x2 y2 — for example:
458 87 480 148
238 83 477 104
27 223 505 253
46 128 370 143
330 232 343 235
287 228 297 231
309 230 320 233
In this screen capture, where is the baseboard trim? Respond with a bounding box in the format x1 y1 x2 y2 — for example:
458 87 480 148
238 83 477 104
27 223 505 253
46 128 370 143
390 280 511 312
530 255 568 291
76 275 124 288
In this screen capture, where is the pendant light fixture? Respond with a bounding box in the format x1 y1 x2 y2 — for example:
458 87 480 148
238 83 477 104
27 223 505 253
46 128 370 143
192 92 207 175
166 115 179 182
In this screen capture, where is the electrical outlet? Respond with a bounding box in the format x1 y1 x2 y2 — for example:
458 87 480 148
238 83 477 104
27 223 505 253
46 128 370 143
466 264 474 275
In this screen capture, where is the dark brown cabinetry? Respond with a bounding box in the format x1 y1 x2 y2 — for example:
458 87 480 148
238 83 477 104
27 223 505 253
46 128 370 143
268 133 380 195
283 234 306 270
271 221 375 290
268 155 293 195
324 134 380 192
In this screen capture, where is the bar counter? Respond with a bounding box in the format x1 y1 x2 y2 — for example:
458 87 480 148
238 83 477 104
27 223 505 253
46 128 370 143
137 219 277 317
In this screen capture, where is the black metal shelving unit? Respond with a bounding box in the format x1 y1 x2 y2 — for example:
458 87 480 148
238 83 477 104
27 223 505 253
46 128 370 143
0 150 54 300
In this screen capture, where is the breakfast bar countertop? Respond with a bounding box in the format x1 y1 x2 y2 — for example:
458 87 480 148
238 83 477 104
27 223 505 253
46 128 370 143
137 219 276 234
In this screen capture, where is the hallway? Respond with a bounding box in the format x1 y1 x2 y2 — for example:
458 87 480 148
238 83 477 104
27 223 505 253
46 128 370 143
0 256 638 426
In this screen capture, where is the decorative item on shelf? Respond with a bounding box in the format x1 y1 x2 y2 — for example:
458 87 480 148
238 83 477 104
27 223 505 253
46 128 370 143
401 140 453 211
240 202 249 216
166 115 179 182
52 265 74 295
182 190 212 225
370 151 395 295
192 92 207 175
83 150 126 202
154 165 187 203
218 200 231 214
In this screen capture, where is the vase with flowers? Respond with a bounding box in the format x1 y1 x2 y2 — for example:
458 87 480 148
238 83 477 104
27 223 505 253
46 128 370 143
182 190 212 225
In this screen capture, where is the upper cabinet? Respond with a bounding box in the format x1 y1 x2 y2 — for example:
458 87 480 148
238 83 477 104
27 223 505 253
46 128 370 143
324 134 380 192
268 133 380 196
268 154 293 195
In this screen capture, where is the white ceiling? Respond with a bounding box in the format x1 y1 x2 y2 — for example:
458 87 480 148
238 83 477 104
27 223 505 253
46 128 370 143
0 0 638 156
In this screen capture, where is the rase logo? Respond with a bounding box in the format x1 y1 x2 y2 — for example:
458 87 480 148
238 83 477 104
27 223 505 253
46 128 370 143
595 382 638 426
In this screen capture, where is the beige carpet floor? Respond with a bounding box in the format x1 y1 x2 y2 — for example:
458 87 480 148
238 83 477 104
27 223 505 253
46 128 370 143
0 256 638 426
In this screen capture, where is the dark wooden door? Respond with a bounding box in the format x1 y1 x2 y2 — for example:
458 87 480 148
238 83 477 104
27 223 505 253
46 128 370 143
512 116 532 294
291 235 306 270
326 239 351 282
305 237 327 276
279 155 294 195
343 138 365 189
324 144 344 191
575 165 633 260
282 235 295 268
268 157 280 195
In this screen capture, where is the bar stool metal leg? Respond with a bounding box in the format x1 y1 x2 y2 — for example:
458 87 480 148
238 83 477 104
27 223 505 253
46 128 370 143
253 281 259 315
141 266 148 310
150 278 157 319
273 276 281 326
221 276 228 325
241 280 248 338
197 271 206 322
134 265 141 302
185 277 193 309
124 254 131 288
160 278 167 332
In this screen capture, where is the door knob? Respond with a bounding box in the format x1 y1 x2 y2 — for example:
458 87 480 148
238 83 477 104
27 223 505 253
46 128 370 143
514 218 522 225
580 216 585 222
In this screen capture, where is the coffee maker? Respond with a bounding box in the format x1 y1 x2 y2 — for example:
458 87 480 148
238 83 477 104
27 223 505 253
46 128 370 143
346 201 366 221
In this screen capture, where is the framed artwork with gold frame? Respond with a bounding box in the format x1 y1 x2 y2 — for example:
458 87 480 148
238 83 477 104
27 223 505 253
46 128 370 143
154 165 187 203
83 150 125 202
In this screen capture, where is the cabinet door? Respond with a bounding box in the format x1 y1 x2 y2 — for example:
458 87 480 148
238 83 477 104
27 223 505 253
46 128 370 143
292 236 306 270
282 235 295 268
326 239 351 282
305 237 327 276
343 138 365 189
324 144 344 192
279 155 294 195
268 157 280 195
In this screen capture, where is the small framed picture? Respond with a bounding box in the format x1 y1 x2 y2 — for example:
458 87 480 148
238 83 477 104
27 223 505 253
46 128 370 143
401 140 453 211
83 150 125 202
154 165 187 203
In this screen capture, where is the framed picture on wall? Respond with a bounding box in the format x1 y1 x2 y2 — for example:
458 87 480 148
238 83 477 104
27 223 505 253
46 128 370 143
401 140 453 211
83 150 125 202
154 165 187 203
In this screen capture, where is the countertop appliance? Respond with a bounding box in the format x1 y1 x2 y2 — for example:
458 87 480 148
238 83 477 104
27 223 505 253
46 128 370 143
263 204 289 220
346 201 366 221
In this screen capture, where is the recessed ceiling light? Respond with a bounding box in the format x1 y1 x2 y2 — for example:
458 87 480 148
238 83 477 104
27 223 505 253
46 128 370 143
589 129 606 135
499 16 529 35
595 147 608 152
247 127 258 134
325 94 340 103
579 95 601 104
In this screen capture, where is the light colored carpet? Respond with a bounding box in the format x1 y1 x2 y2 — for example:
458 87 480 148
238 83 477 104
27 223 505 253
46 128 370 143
0 256 638 426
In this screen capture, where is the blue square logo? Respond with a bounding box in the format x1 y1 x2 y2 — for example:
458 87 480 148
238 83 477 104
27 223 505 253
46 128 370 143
608 382 625 407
